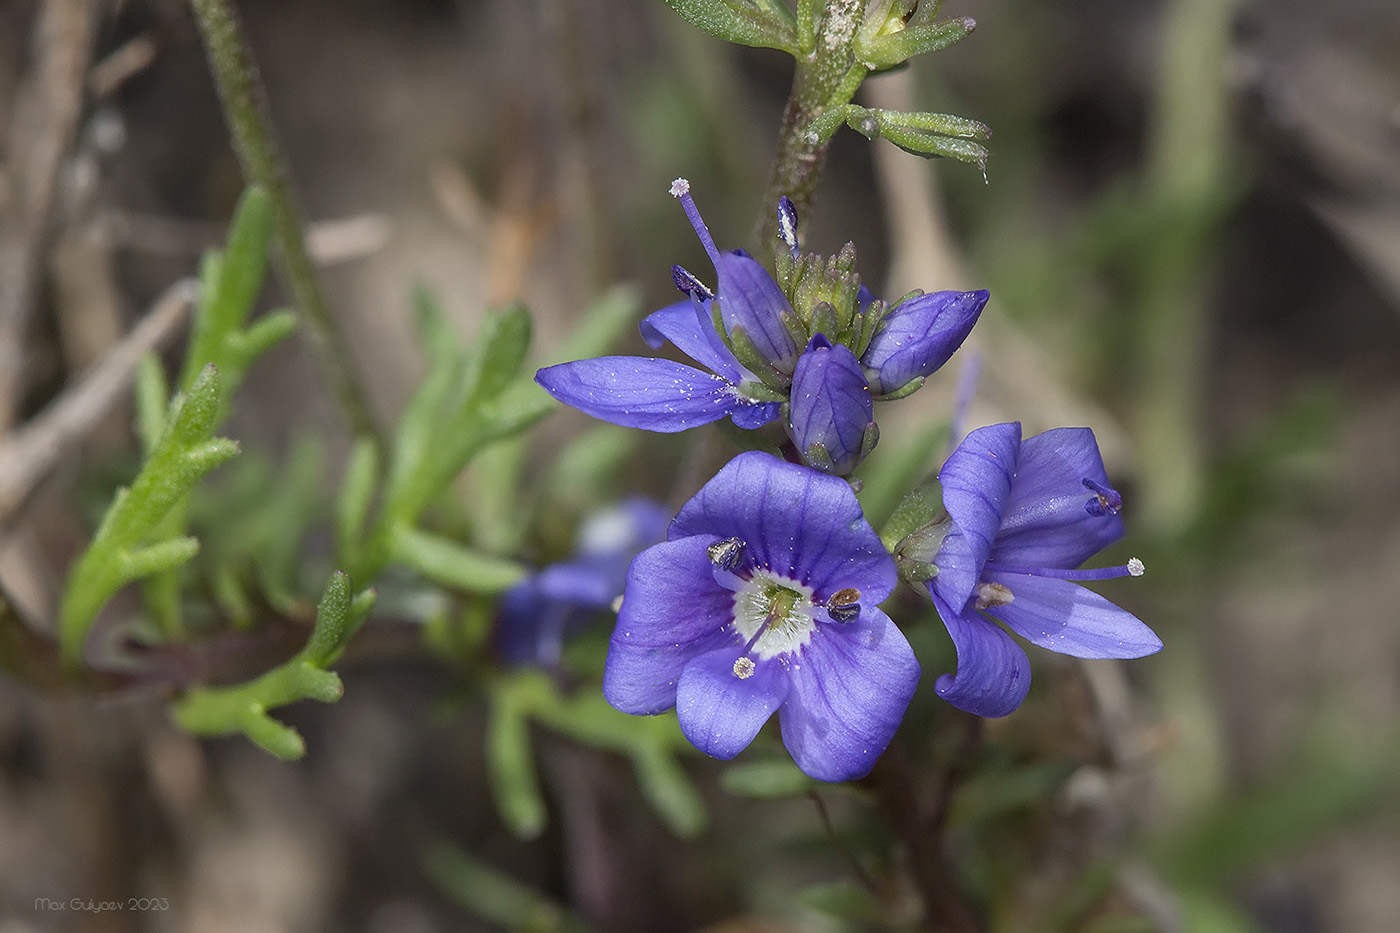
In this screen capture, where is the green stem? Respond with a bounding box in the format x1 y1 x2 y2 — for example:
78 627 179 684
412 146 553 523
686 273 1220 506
188 0 382 448
755 0 867 245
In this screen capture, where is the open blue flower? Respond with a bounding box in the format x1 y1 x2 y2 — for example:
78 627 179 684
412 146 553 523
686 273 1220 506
928 422 1162 717
604 452 920 782
496 498 670 667
535 179 788 432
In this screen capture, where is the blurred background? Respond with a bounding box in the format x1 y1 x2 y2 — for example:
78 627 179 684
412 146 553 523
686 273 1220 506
2 0 1398 930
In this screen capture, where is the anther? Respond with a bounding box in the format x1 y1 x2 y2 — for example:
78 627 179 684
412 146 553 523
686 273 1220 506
707 537 747 572
825 587 862 623
1127 557 1145 577
974 581 1015 610
672 264 714 300
777 196 799 257
732 656 756 679
1082 478 1123 516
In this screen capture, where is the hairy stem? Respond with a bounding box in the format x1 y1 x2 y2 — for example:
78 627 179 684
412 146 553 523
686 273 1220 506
755 0 866 245
188 0 382 446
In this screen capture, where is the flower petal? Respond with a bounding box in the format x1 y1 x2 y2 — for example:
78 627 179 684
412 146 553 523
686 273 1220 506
861 289 988 395
536 357 752 433
982 571 1162 659
670 451 896 602
788 335 874 475
639 297 747 384
778 608 920 781
603 536 737 714
933 422 1020 612
676 647 790 760
991 427 1124 569
930 590 1031 718
715 250 798 373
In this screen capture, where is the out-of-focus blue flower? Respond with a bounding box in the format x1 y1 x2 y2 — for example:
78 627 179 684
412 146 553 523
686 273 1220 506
926 422 1162 717
604 452 920 782
788 333 874 475
496 498 670 667
861 288 988 397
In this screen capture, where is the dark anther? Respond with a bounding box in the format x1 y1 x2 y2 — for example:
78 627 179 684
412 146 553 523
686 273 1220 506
826 587 861 622
672 264 714 300
1082 478 1122 516
707 536 746 572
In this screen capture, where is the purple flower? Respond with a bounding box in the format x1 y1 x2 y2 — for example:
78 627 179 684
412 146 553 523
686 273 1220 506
534 179 793 432
926 422 1161 717
788 334 875 475
604 452 920 782
861 289 989 397
496 498 670 667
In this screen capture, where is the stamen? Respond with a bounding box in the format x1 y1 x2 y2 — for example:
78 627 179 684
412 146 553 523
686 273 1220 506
672 264 714 300
669 177 722 266
732 656 756 679
1083 478 1122 516
825 586 861 623
974 582 1014 609
777 196 799 257
707 537 746 572
983 560 1145 581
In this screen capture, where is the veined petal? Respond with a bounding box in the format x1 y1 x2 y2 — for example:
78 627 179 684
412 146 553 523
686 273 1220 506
930 590 1031 718
862 289 988 395
933 422 1020 612
778 608 920 782
788 335 874 475
715 250 798 373
677 647 790 760
536 357 749 433
729 400 782 429
992 427 1124 569
640 297 747 384
670 451 896 602
982 571 1162 659
603 537 736 714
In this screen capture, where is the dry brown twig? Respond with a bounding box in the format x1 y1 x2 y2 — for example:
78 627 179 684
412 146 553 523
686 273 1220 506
0 278 196 526
0 0 98 432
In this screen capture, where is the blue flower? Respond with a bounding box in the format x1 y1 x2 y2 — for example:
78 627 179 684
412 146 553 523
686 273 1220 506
788 333 875 475
535 179 788 432
861 288 989 397
496 498 670 667
604 452 920 782
927 422 1162 717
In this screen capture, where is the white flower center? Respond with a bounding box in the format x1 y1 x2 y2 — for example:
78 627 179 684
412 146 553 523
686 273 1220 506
731 569 817 660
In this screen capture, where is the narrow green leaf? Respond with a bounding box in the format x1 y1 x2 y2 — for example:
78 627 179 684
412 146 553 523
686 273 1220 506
863 15 975 70
120 537 201 581
134 355 169 457
335 437 380 565
230 309 298 366
423 843 583 931
302 570 375 666
485 700 547 839
663 0 798 52
389 524 527 594
473 304 533 403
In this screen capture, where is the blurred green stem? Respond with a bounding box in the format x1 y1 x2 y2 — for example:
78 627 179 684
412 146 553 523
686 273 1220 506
188 0 382 448
1133 0 1242 535
755 0 866 244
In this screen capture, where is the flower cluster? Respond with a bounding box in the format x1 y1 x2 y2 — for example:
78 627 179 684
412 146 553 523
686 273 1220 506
536 179 988 476
531 182 1160 782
